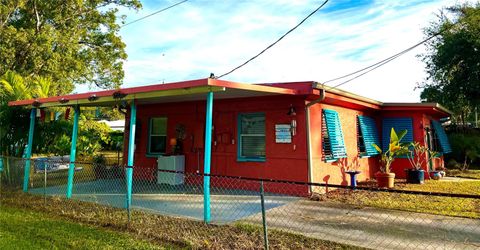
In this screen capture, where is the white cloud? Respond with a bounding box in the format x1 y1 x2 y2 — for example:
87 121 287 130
78 0 473 103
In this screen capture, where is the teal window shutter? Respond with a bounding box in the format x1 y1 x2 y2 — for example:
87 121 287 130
322 109 347 162
431 120 452 154
382 118 414 152
237 113 266 162
357 115 380 156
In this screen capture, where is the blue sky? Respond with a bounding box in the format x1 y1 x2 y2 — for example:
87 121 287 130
79 0 471 102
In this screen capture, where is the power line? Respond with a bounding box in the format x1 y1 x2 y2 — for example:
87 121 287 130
121 0 189 28
217 0 329 79
324 26 453 90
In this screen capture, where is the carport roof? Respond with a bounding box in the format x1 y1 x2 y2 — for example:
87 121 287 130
8 78 311 108
7 78 453 117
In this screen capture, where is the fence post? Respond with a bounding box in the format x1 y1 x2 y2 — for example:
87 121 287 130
66 106 80 198
23 108 36 192
126 101 137 222
260 181 269 250
44 163 47 205
203 91 213 223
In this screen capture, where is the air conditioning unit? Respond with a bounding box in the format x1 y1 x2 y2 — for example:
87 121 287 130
157 155 185 185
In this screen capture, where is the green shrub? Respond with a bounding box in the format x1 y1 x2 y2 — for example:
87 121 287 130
446 131 480 170
103 131 123 151
33 118 113 157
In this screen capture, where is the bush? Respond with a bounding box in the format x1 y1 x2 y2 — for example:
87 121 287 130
92 154 123 179
103 131 123 151
446 130 480 170
33 118 113 157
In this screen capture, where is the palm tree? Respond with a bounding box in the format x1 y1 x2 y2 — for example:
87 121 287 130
0 70 33 103
32 76 57 98
0 71 35 157
0 71 35 185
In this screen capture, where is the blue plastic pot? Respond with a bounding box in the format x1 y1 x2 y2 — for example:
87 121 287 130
405 169 425 184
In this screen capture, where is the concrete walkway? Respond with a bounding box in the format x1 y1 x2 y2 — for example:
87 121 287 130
243 199 480 250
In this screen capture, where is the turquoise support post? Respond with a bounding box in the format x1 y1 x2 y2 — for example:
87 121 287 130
66 106 80 198
203 91 213 223
23 108 36 192
126 102 136 211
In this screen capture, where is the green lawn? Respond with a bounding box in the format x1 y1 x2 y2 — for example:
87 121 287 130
0 191 359 249
0 206 166 250
395 179 480 195
327 179 480 219
447 169 480 179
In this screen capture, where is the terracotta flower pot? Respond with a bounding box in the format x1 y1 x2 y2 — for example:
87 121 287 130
375 172 395 188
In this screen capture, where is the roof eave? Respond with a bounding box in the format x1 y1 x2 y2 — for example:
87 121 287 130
9 78 301 108
382 102 453 116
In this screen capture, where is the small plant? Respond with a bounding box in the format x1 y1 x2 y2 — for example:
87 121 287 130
373 128 409 174
92 154 107 179
92 154 107 165
406 142 438 170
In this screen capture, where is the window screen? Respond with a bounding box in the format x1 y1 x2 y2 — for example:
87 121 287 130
148 117 167 154
238 113 265 160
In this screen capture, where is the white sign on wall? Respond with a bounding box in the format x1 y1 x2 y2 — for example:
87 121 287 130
275 124 292 143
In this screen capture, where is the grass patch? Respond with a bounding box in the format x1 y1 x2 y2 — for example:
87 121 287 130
234 223 364 250
0 206 164 249
320 184 480 219
446 170 480 179
30 163 96 188
394 179 480 195
0 190 359 249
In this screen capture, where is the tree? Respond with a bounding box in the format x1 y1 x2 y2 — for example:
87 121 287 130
0 71 35 156
0 71 67 156
419 3 480 124
0 0 141 90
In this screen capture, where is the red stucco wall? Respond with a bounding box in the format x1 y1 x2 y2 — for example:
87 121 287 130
308 103 380 186
124 95 310 193
123 93 447 189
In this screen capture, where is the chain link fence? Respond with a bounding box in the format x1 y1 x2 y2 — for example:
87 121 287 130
1 155 479 249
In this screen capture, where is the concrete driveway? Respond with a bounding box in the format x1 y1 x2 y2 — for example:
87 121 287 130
243 198 480 250
29 179 299 224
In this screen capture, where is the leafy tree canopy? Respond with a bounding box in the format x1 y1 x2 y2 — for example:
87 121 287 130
0 0 141 91
419 3 480 123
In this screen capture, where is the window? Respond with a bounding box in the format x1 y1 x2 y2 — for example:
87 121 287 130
148 117 167 155
431 120 452 154
322 109 347 162
429 127 441 153
357 115 380 157
238 113 265 161
381 118 413 156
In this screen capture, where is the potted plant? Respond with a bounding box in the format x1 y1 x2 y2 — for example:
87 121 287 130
373 128 409 188
436 166 447 178
405 142 437 184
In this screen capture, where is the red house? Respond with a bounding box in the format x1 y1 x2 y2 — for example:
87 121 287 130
10 78 452 187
